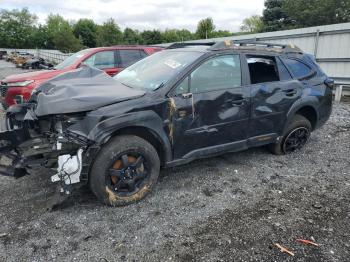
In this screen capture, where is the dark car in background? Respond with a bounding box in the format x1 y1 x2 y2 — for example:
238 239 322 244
0 41 333 206
21 57 54 70
0 45 163 107
0 51 7 60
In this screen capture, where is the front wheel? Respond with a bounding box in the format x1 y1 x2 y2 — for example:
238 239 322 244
269 114 311 155
89 135 160 206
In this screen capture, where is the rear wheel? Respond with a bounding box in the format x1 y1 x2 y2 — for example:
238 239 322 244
269 114 311 155
89 135 160 206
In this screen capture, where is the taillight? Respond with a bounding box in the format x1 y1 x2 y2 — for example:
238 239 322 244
324 78 335 89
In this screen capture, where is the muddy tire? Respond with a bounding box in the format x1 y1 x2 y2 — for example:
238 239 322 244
89 135 160 206
269 114 311 155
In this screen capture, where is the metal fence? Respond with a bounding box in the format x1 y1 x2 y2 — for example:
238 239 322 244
0 48 71 64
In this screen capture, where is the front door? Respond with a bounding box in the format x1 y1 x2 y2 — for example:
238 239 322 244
170 54 251 159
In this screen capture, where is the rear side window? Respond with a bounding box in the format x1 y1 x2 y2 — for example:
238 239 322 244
246 56 280 84
84 51 116 69
283 58 312 78
119 50 145 67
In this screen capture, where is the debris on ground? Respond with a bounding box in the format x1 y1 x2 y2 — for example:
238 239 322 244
0 233 9 238
296 238 319 246
274 243 295 256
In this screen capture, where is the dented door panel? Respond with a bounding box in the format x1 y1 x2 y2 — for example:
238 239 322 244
249 80 303 137
172 86 250 159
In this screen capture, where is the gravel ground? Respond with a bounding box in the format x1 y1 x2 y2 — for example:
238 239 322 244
0 61 349 262
0 59 36 79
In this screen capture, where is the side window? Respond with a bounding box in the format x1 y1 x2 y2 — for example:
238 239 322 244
283 58 312 78
119 50 143 67
176 77 189 94
84 51 116 69
246 56 280 84
189 55 241 93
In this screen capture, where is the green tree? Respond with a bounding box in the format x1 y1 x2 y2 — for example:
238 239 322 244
0 8 37 48
73 18 97 47
283 0 350 28
161 29 181 43
196 17 215 39
262 0 291 32
30 24 50 48
96 18 123 46
240 15 264 33
161 29 195 43
123 27 141 44
141 30 162 44
46 14 82 52
212 30 233 38
177 29 194 41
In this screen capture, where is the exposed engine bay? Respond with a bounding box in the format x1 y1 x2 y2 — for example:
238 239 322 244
0 108 90 194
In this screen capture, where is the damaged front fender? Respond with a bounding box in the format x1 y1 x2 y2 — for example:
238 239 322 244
67 110 173 163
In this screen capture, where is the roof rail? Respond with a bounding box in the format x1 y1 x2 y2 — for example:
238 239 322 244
166 42 216 49
209 40 303 53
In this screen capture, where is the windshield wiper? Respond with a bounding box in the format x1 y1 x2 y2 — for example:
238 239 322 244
153 82 165 91
120 82 134 89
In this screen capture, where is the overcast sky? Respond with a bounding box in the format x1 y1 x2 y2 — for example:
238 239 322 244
1 0 265 32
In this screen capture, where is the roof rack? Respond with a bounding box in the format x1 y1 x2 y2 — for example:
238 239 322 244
208 40 303 53
166 42 216 49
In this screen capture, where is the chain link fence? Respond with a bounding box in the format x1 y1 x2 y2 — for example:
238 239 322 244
0 48 72 64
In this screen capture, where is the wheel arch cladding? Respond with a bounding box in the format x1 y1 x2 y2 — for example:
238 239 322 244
111 126 168 165
287 97 319 131
87 110 172 164
294 106 318 130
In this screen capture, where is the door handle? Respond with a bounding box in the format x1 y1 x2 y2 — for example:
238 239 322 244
196 127 218 134
231 99 246 106
284 89 297 96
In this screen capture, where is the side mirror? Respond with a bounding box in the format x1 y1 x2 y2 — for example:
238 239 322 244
181 93 193 99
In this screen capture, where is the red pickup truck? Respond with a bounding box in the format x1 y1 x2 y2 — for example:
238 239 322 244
0 45 162 107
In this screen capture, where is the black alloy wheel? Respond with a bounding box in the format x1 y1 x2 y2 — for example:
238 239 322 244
107 153 149 197
89 135 160 206
282 127 310 153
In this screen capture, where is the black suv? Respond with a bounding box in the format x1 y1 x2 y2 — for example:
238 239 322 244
0 41 333 206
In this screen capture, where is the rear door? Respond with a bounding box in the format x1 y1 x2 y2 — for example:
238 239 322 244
170 54 251 158
245 54 303 137
83 50 119 76
118 49 148 69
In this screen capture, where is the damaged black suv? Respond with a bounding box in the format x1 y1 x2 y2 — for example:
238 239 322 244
0 41 333 206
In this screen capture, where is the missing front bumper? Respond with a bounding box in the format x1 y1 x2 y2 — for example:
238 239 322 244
0 126 31 177
0 153 28 177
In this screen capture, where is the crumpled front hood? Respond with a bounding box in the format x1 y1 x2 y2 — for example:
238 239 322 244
34 66 145 116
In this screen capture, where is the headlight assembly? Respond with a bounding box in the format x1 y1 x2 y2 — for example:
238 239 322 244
7 80 34 87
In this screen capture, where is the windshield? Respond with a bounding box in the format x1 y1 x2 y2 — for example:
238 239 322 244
114 50 202 90
55 49 91 70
